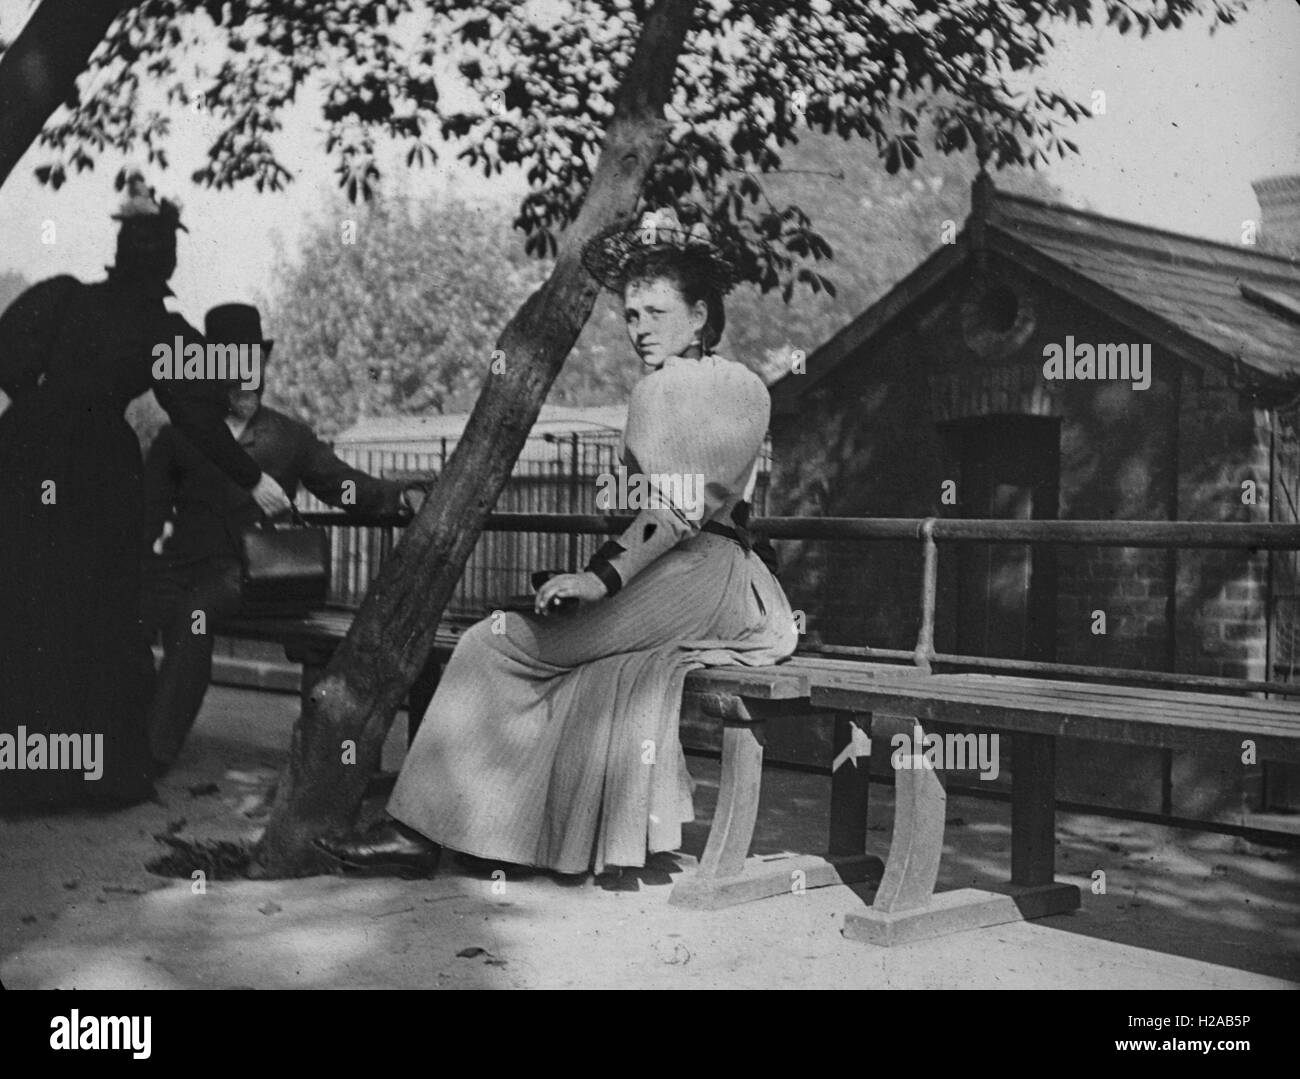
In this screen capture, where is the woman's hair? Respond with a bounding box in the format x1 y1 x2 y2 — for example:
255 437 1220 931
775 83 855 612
621 246 726 352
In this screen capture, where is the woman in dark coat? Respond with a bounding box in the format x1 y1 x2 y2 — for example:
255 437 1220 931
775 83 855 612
0 177 290 811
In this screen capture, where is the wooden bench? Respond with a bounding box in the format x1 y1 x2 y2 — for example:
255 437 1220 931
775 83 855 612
214 608 1300 945
215 610 894 901
215 608 470 739
687 662 1300 944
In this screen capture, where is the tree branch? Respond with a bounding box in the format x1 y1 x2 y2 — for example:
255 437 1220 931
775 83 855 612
0 0 136 190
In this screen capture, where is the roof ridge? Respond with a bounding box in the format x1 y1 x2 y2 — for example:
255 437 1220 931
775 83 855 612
986 189 1300 274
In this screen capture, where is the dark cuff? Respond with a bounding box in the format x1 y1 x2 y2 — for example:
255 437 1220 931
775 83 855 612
584 539 626 598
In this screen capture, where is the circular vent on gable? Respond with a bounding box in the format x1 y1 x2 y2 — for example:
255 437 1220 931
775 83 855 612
960 280 1036 359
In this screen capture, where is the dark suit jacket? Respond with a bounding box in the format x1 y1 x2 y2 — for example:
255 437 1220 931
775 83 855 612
144 405 409 564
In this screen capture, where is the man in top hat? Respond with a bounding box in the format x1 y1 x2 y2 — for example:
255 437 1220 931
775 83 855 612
139 302 432 773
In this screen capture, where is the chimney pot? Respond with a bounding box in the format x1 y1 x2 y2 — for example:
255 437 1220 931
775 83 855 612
1251 174 1300 256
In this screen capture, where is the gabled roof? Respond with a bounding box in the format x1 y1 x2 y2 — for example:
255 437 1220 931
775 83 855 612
773 176 1300 413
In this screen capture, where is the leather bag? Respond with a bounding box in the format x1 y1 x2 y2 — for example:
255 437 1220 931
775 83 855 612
239 506 330 616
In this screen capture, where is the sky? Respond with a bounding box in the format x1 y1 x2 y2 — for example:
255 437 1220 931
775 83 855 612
0 0 1297 328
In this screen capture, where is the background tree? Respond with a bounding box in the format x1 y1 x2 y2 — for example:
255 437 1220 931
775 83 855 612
263 194 549 437
0 0 1246 874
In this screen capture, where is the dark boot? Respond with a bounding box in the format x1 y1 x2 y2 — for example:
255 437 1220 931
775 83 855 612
315 818 442 879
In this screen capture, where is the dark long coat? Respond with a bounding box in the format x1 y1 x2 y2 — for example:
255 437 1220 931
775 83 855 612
0 273 262 810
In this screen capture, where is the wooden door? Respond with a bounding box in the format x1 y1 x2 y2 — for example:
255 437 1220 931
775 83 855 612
946 416 1060 663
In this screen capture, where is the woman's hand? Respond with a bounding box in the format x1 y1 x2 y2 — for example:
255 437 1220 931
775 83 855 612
251 473 292 518
534 571 607 615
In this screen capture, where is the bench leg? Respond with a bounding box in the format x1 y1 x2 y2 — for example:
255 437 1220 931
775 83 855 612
843 715 1079 946
828 711 872 856
408 654 442 746
1008 732 1081 920
698 720 765 881
869 713 947 915
1012 732 1056 886
362 654 446 797
669 697 882 911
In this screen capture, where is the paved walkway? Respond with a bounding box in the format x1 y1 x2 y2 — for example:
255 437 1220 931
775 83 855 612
1 686 1296 989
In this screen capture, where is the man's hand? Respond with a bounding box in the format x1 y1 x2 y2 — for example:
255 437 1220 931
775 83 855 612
401 485 427 514
533 571 607 615
251 473 292 518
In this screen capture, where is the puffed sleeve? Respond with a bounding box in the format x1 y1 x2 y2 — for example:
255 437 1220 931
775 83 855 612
0 275 80 399
584 357 769 595
150 314 262 489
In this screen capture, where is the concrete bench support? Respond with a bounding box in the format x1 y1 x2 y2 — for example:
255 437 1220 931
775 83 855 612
842 712 1079 946
669 695 882 910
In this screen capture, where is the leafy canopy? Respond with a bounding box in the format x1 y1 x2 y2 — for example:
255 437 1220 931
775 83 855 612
9 0 1246 300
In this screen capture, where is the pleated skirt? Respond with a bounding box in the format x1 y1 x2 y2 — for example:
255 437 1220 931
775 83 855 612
387 530 798 874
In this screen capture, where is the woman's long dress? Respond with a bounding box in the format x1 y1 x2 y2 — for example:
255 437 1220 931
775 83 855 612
0 274 262 810
388 353 798 873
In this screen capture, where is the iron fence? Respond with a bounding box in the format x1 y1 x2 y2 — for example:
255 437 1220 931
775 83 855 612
300 432 772 616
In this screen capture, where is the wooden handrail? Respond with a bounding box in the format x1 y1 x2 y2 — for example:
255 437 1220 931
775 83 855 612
303 510 1300 550
298 510 1300 699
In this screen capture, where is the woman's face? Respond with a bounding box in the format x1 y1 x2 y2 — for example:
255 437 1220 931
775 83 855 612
622 276 706 368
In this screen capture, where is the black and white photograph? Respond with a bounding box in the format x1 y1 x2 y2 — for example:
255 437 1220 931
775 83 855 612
0 0 1297 1014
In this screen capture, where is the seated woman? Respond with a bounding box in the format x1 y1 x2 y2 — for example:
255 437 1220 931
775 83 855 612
318 207 798 877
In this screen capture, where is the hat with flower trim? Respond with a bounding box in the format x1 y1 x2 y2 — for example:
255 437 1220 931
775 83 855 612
581 205 735 293
111 169 188 233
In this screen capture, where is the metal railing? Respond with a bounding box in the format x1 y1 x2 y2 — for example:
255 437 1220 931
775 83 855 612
302 433 772 611
299 511 1300 699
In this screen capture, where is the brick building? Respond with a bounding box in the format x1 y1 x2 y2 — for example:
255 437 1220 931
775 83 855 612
767 173 1300 820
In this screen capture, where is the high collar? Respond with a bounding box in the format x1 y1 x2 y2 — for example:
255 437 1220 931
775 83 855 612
644 350 713 371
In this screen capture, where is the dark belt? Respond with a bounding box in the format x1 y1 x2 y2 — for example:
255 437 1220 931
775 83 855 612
701 520 743 544
702 519 779 576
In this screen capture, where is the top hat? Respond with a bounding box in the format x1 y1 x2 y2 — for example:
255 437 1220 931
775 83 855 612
205 303 274 358
111 170 188 233
581 206 735 293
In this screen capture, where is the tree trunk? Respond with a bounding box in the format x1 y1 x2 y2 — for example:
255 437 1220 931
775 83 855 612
0 0 134 189
257 0 699 876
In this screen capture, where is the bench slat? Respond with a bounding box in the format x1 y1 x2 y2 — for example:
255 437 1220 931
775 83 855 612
813 683 1300 761
920 671 1300 714
821 675 1300 727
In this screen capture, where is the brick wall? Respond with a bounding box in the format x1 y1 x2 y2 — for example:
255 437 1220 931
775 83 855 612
1174 366 1272 682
